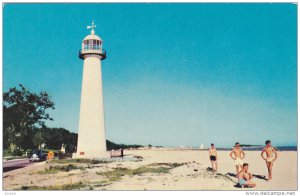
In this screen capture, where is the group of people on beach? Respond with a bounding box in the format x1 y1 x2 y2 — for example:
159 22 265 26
208 140 278 188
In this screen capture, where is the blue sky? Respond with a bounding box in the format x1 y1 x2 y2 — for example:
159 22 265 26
3 3 297 147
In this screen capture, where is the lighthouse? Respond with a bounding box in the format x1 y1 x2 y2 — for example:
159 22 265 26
76 21 109 158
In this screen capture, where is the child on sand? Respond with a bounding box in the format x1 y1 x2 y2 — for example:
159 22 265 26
238 163 256 188
230 142 245 175
208 143 218 172
261 140 278 181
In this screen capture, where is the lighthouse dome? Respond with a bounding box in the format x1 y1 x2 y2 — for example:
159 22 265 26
83 34 102 42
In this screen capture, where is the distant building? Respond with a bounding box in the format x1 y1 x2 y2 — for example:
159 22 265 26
200 143 205 150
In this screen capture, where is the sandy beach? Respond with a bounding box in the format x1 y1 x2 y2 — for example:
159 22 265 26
3 149 297 190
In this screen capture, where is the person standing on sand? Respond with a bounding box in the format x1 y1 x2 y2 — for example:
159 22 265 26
261 140 278 181
230 142 245 175
238 163 256 188
209 143 218 172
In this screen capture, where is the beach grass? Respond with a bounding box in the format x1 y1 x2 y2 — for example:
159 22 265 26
20 182 86 190
19 180 114 190
34 164 85 174
204 167 236 183
51 158 112 164
96 163 184 182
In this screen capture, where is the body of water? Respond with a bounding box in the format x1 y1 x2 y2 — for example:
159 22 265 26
215 146 297 151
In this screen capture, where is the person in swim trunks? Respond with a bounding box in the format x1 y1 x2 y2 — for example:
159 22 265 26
209 143 218 172
230 142 245 175
238 163 256 188
261 140 278 181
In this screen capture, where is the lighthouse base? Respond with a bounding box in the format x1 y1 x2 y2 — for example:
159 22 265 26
73 151 110 159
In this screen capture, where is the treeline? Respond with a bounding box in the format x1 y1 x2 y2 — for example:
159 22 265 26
106 140 143 150
3 84 143 156
33 127 78 152
3 127 78 155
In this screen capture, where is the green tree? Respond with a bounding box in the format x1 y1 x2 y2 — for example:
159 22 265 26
41 127 77 152
3 84 55 151
33 129 45 149
44 128 63 150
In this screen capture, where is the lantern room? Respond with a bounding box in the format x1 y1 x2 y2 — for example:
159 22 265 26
79 21 106 60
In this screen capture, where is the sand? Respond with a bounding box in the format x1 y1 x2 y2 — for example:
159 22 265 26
2 149 297 190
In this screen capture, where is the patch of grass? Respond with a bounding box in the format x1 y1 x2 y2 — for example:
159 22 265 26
96 163 184 182
35 164 85 174
51 158 112 164
96 168 128 181
133 166 170 175
35 169 59 175
149 162 185 168
20 181 113 190
93 180 112 187
204 167 236 184
20 182 86 190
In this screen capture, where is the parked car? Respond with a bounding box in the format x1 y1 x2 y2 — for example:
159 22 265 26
29 150 46 162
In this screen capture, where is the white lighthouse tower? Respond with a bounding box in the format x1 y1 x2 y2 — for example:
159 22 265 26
76 21 109 158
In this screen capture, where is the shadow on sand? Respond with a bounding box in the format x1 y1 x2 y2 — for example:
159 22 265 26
3 166 26 172
225 172 267 188
226 172 267 181
226 172 237 177
253 174 267 181
206 167 215 172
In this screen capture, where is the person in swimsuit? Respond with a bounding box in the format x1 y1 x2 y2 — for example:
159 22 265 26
230 142 245 175
261 140 278 181
209 143 218 172
238 163 256 188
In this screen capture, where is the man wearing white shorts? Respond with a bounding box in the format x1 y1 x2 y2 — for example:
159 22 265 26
261 140 278 181
230 142 245 176
234 157 243 166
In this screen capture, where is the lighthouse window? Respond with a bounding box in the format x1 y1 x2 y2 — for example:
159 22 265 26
97 40 101 50
93 40 97 50
83 40 88 50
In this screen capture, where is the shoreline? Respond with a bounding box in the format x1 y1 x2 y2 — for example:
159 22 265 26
124 148 298 152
